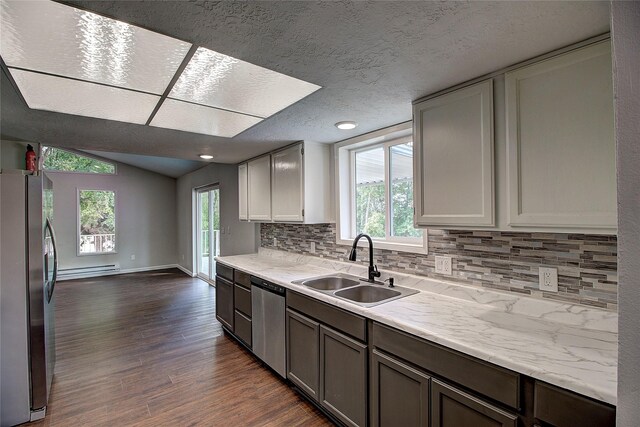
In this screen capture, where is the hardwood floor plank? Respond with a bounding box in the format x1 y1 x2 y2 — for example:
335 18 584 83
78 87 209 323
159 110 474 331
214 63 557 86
30 269 332 426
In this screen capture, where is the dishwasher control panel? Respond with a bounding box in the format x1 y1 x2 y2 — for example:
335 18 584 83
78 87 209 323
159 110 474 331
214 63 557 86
250 276 286 295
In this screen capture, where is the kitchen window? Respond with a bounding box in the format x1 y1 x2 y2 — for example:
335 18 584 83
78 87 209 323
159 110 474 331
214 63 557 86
336 122 427 253
78 189 116 255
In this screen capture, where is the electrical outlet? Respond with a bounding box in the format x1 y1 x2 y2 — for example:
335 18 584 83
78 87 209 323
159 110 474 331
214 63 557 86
310 242 316 254
435 255 452 275
273 237 277 247
130 254 135 261
539 267 558 292
181 254 185 261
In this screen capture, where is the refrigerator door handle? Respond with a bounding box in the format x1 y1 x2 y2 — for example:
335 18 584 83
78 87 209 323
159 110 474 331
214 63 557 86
45 218 58 303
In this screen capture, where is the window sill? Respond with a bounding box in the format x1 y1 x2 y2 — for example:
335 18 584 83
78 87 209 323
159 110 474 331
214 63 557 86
77 251 118 257
336 237 428 255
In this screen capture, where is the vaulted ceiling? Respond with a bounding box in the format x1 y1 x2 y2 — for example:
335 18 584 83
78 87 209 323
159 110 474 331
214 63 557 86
1 1 610 164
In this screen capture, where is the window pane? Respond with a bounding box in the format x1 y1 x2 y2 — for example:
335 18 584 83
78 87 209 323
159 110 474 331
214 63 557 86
79 190 116 254
355 147 385 238
390 142 421 238
43 146 115 174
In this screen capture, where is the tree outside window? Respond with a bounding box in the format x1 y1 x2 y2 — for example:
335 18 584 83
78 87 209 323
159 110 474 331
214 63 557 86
79 190 116 254
353 141 422 242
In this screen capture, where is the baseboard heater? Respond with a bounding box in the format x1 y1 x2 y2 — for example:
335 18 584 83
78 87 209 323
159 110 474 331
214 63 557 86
58 263 120 279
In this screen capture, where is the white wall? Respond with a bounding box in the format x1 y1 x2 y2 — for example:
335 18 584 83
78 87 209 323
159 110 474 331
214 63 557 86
612 2 640 426
47 161 178 272
176 163 257 274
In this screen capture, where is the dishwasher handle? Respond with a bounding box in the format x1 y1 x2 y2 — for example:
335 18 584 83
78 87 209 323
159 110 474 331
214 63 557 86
250 276 286 296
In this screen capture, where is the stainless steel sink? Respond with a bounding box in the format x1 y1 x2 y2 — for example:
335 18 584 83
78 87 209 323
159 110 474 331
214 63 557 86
299 276 360 291
334 285 401 303
292 273 419 307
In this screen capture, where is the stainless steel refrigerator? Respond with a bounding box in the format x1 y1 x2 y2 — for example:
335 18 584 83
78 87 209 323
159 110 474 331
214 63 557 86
1 171 58 426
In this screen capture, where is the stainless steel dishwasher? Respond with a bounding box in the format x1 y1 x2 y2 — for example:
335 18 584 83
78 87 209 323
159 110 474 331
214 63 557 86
251 276 286 378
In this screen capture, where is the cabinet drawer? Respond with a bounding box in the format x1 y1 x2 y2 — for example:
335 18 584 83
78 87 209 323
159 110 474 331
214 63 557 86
287 291 366 342
431 379 517 427
234 310 252 347
234 284 251 317
216 263 233 281
373 323 520 410
534 381 615 427
234 269 251 289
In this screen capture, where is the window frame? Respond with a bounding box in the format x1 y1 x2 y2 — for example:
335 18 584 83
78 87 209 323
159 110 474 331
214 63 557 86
76 188 118 256
335 122 427 254
41 146 117 175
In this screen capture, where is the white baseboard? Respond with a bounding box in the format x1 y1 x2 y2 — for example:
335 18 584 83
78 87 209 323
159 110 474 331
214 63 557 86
57 264 182 281
175 264 195 277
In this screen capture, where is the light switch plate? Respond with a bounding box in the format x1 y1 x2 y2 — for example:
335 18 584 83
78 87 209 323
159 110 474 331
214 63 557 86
435 255 452 275
310 241 316 254
539 267 558 292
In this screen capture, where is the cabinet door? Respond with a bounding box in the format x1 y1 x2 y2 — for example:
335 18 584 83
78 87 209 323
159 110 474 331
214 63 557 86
371 350 430 427
247 155 271 221
238 163 248 220
215 276 234 331
506 41 615 229
320 325 367 427
431 379 517 427
272 144 304 222
413 79 494 226
286 309 320 400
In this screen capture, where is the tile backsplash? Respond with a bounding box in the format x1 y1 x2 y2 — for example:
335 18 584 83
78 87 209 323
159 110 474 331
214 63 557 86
260 223 618 310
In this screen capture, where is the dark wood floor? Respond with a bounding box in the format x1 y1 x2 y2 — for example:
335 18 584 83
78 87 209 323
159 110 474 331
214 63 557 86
32 269 332 426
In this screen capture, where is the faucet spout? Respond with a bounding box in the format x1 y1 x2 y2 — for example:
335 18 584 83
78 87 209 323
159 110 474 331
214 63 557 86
349 233 381 283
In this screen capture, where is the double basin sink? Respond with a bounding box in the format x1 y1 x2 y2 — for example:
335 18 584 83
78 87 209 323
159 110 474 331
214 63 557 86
292 273 418 308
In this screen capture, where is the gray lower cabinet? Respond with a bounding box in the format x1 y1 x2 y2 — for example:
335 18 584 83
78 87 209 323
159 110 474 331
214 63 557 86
320 325 367 427
371 349 430 427
431 379 518 427
286 309 320 400
215 276 234 331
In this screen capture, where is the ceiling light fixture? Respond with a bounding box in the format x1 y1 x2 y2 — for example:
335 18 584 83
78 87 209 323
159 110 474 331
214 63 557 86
335 121 358 130
199 154 214 160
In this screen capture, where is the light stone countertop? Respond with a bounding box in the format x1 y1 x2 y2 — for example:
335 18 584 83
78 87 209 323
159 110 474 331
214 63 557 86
216 248 618 405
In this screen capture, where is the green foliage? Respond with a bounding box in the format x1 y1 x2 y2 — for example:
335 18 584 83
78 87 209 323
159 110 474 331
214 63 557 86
391 180 421 238
79 190 115 235
355 179 421 239
356 183 386 238
42 146 115 174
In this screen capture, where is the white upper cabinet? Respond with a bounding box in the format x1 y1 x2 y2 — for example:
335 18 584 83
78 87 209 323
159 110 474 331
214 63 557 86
238 162 248 220
247 154 272 221
272 144 304 222
505 41 616 229
238 142 332 223
413 79 495 227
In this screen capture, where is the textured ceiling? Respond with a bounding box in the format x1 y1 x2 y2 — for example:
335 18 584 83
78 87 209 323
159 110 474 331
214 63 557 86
1 1 610 164
81 149 206 178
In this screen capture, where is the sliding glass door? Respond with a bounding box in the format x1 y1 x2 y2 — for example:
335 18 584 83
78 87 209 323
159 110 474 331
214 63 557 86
196 186 220 282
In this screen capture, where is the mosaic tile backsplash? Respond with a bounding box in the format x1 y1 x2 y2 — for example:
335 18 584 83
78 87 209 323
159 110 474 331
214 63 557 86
260 223 618 310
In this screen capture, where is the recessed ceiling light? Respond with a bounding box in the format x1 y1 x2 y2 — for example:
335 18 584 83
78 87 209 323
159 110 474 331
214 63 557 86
335 121 358 130
199 154 214 160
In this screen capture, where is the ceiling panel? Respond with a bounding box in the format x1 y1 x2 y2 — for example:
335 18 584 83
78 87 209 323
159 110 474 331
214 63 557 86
150 99 262 137
168 47 321 118
10 69 160 124
0 0 191 94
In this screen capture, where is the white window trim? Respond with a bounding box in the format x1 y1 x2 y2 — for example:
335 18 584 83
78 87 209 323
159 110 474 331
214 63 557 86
76 188 118 256
334 121 428 254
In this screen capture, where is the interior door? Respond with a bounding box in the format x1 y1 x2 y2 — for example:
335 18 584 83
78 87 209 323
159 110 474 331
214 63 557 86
196 186 220 282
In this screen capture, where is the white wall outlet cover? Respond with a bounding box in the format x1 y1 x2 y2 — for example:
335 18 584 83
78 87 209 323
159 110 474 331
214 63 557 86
273 237 277 246
435 255 452 275
130 254 135 260
310 241 316 254
539 267 558 292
